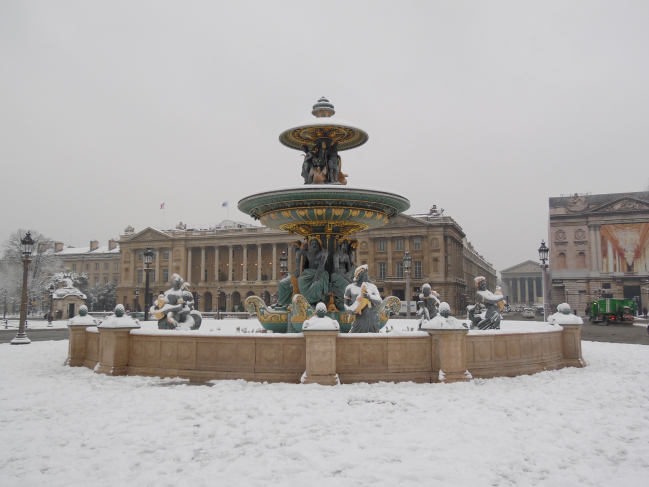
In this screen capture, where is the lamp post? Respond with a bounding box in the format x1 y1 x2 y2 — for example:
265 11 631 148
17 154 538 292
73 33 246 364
279 251 288 279
48 284 55 326
403 251 412 319
538 239 549 322
11 231 35 345
143 246 153 321
2 289 6 320
134 285 139 314
217 286 222 320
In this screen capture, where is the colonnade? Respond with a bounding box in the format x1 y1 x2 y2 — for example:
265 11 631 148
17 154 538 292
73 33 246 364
503 276 543 304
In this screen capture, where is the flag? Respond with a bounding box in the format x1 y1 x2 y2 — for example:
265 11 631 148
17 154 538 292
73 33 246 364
160 203 164 209
222 201 229 208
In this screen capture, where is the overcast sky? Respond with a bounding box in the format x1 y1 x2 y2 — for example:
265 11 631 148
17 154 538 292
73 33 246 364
1 1 648 273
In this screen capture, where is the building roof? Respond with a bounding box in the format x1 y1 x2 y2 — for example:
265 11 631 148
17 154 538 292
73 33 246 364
500 260 543 274
57 245 120 255
549 191 649 208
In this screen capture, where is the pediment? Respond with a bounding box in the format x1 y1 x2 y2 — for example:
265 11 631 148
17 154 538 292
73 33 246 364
501 260 543 274
590 197 649 214
384 214 427 227
127 227 172 241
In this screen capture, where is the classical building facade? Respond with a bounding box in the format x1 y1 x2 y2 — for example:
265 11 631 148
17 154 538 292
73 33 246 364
500 260 544 305
549 191 649 313
115 214 497 315
54 240 121 287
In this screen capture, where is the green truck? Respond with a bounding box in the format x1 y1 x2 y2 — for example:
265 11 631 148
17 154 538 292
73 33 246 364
588 299 636 325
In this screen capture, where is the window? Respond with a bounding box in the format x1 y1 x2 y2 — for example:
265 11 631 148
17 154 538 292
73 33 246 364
577 252 586 269
602 283 611 289
396 239 404 251
85 264 90 271
413 238 421 250
113 276 118 285
557 253 567 270
94 277 99 287
396 261 404 278
104 263 109 270
138 251 143 261
114 262 119 270
378 240 386 252
163 269 169 283
378 262 386 279
414 261 422 278
72 264 77 271
95 263 99 270
150 270 156 282
137 269 143 283
104 277 108 285
164 249 170 260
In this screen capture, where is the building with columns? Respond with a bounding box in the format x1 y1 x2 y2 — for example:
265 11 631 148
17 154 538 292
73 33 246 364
500 261 544 305
549 191 649 314
53 240 121 287
115 213 497 315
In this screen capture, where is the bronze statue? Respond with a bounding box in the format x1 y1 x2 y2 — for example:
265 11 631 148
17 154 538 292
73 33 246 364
300 144 314 184
330 238 357 310
276 241 304 308
419 283 440 322
344 265 382 333
150 273 202 330
472 276 506 330
327 141 340 184
297 237 330 305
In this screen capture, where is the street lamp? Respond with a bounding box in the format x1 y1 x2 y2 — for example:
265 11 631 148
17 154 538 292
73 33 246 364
2 289 7 320
280 251 288 278
143 246 153 321
538 239 549 322
134 285 139 313
11 231 34 345
403 251 412 319
48 284 55 327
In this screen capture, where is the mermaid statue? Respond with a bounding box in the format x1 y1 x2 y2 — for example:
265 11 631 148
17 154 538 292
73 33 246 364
344 265 382 333
276 241 305 308
297 236 330 306
330 238 357 311
150 273 202 330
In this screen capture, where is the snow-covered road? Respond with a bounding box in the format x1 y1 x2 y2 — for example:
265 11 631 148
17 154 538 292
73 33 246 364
1 340 647 486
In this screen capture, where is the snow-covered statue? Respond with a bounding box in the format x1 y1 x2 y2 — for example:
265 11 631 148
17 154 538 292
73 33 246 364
472 276 507 330
302 302 340 331
67 305 97 327
548 303 583 325
150 274 202 330
330 238 357 311
421 302 468 330
344 265 382 333
419 284 440 323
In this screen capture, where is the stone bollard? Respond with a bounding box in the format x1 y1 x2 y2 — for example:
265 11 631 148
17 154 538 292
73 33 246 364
427 329 472 383
66 305 98 366
561 324 586 368
302 330 339 385
95 305 140 376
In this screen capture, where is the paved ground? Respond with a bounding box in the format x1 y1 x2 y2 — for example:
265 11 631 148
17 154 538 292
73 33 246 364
0 328 68 344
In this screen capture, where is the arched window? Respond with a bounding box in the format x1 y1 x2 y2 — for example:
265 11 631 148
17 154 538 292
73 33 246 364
557 253 567 270
576 252 586 269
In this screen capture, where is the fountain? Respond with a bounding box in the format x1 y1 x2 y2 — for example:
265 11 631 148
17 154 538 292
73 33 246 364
240 98 409 332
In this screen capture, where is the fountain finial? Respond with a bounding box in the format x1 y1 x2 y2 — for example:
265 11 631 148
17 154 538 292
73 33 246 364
312 97 335 118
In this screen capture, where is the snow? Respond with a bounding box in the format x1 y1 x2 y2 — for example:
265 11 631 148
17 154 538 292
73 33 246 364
421 314 468 330
302 315 340 331
98 307 140 329
1 340 648 486
467 321 562 335
1 319 68 330
548 311 584 326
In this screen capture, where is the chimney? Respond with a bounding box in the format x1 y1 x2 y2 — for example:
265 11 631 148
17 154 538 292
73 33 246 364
90 240 99 251
54 242 64 253
108 239 118 251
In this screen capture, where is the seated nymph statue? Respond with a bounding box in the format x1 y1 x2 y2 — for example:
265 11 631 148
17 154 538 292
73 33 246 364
297 237 329 306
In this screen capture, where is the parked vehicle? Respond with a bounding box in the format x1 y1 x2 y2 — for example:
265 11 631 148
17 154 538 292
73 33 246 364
523 308 535 319
589 299 635 325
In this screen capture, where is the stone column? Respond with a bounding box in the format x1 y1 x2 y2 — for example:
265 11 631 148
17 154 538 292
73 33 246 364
272 243 278 280
387 238 393 276
302 330 339 385
214 246 220 282
257 244 262 281
516 278 521 304
187 248 192 283
200 246 206 284
154 248 160 283
242 244 248 282
130 249 136 284
594 225 602 271
562 324 586 368
167 248 173 283
532 277 537 303
228 245 234 282
589 226 598 271
66 324 91 366
428 329 472 383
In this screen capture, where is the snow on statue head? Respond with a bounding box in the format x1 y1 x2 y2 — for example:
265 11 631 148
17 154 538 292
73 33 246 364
170 273 184 290
78 305 88 316
439 302 451 318
558 303 571 315
423 283 431 291
474 276 485 287
315 302 327 317
114 304 125 317
353 264 369 282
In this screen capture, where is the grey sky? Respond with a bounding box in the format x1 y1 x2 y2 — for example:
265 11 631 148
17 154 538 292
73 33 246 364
1 1 648 273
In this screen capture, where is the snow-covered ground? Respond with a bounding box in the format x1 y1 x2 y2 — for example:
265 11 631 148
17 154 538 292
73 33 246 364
0 318 68 330
1 341 648 486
